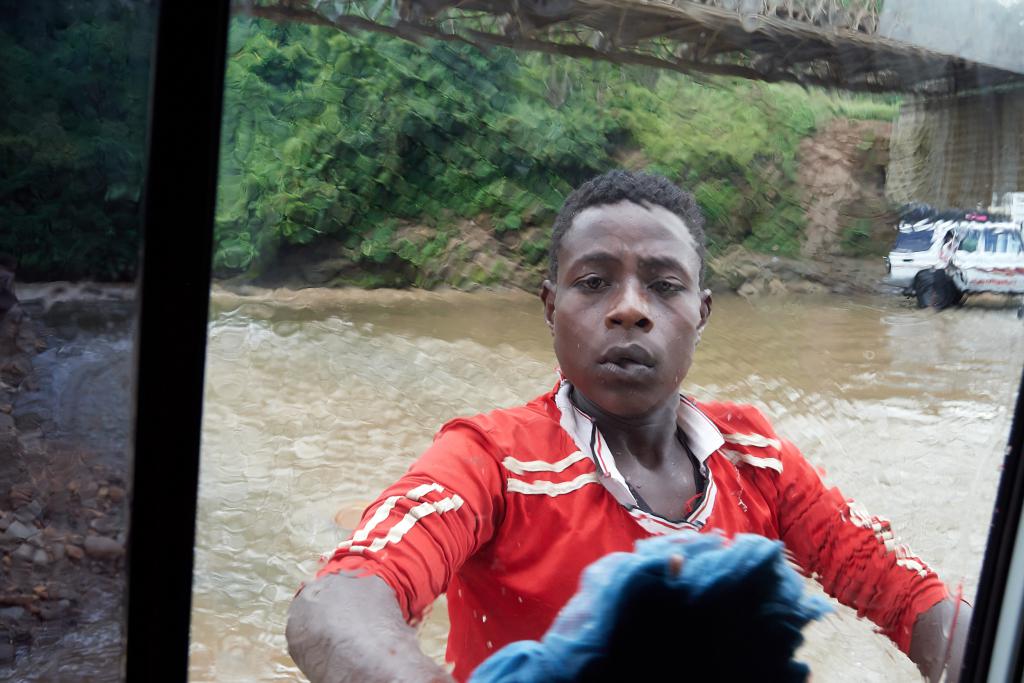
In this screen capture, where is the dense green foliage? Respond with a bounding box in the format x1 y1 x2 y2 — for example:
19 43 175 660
0 2 153 280
1 6 898 283
216 19 897 282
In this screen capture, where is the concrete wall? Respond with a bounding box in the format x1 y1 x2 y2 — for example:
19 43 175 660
886 89 1024 208
879 0 1024 75
879 2 1024 208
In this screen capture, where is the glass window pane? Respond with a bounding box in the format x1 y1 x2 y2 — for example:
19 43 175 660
0 3 154 679
192 3 1024 682
894 229 934 252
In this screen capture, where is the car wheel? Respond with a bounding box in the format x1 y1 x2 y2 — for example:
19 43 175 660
952 285 966 307
914 270 935 309
931 270 957 310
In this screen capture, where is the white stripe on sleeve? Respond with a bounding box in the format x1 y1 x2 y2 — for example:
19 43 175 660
502 451 589 475
346 494 465 554
722 432 782 451
337 482 446 550
721 448 784 473
506 472 600 496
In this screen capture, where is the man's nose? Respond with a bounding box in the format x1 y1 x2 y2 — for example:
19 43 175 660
605 280 652 331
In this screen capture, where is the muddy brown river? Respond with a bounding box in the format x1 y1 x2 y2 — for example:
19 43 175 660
189 287 1024 682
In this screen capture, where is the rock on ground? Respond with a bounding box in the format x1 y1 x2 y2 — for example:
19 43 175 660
83 535 124 560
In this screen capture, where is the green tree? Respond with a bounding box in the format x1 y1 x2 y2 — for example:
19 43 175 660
0 1 153 280
213 19 897 281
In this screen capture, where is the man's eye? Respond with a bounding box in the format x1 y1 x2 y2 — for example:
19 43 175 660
580 276 606 290
651 280 681 294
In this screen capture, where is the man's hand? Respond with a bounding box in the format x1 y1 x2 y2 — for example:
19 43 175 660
909 597 972 683
287 572 455 683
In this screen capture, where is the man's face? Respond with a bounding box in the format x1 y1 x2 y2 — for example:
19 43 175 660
541 200 711 418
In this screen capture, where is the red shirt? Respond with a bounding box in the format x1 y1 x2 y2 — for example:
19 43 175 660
319 380 948 681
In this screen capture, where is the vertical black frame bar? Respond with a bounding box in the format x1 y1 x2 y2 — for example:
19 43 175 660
124 1 231 681
963 365 1024 682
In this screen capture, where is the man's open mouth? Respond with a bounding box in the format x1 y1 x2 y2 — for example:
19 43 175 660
598 344 656 369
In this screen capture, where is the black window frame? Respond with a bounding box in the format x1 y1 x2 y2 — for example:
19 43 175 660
124 1 230 680
124 3 1024 680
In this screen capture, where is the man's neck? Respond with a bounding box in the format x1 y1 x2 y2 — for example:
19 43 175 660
569 387 682 469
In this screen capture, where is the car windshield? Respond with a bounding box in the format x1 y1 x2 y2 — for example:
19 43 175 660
893 228 935 252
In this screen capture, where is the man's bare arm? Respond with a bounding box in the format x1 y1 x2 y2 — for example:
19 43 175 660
286 572 455 683
910 598 973 683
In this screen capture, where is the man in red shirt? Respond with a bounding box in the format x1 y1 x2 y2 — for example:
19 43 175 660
287 171 971 682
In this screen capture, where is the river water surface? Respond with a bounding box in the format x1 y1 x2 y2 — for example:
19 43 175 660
189 287 1024 682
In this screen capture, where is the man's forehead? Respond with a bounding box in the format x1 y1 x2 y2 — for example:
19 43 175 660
563 200 697 254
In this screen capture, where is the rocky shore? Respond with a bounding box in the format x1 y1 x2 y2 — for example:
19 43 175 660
706 245 893 298
0 281 129 677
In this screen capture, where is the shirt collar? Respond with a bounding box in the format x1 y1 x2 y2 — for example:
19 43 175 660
676 395 726 463
551 377 724 468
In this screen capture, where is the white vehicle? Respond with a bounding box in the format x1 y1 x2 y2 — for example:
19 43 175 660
899 222 1024 309
883 219 957 288
883 204 1024 308
948 223 1024 291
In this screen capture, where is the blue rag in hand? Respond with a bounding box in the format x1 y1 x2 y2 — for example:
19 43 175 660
470 532 831 683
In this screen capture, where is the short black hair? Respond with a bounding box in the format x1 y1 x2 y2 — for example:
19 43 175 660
548 170 707 284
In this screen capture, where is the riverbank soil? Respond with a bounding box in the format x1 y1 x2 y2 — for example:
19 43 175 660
706 245 890 297
798 119 897 260
0 283 133 680
703 119 896 297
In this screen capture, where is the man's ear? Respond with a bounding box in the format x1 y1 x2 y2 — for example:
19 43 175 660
697 289 712 340
540 279 556 336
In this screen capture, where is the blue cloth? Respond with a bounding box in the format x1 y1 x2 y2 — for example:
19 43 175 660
470 532 831 683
